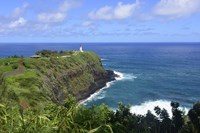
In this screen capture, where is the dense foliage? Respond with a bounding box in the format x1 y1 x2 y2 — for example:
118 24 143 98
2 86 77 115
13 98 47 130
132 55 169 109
35 50 75 57
1 97 200 133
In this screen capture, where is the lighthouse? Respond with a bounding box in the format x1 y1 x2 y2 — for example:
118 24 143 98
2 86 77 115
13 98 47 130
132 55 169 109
80 44 83 52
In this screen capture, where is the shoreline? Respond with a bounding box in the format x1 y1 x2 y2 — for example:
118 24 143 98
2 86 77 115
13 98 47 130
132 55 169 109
79 71 123 105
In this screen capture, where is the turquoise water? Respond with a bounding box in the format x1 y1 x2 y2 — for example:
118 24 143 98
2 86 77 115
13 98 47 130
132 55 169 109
1 43 200 114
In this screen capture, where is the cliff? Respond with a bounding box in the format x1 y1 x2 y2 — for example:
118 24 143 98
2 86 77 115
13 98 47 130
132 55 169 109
0 51 116 107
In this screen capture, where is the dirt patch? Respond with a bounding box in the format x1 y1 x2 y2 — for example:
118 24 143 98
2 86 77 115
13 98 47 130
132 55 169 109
20 99 30 110
2 60 26 77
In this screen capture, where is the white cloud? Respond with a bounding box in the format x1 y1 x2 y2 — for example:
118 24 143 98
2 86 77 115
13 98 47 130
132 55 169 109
11 3 29 18
154 0 200 18
58 0 78 12
8 17 27 28
82 21 94 27
89 6 112 20
37 0 80 23
38 13 66 23
0 3 29 34
114 2 138 19
88 1 139 20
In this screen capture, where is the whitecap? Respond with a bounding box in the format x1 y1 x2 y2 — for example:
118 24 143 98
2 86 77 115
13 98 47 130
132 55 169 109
101 58 108 61
114 71 124 80
130 100 189 118
124 73 137 81
114 71 137 81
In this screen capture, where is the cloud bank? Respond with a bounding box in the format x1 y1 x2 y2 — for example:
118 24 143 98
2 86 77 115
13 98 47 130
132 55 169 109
153 0 200 18
0 0 200 42
37 0 80 23
88 1 139 20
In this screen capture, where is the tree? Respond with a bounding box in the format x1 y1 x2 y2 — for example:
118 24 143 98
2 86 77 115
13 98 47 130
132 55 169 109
171 101 184 133
154 106 172 133
188 102 200 133
108 103 139 133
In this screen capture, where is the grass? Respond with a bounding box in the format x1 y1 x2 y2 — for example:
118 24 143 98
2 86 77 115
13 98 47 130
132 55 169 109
1 70 48 106
0 65 13 74
0 51 106 107
0 58 21 75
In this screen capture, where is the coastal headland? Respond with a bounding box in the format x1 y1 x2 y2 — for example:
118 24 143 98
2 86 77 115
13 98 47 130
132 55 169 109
0 50 118 107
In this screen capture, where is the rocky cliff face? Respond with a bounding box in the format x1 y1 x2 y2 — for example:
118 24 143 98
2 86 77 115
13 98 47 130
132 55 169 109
75 70 116 102
40 52 117 104
0 51 116 106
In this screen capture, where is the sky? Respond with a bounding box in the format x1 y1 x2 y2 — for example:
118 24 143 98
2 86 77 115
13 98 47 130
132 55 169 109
0 0 200 42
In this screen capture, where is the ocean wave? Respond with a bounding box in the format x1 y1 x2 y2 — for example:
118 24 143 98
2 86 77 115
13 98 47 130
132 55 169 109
101 58 108 61
130 100 189 118
114 71 124 80
114 71 137 81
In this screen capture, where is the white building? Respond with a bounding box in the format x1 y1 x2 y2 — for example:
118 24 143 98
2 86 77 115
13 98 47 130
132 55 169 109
80 44 83 52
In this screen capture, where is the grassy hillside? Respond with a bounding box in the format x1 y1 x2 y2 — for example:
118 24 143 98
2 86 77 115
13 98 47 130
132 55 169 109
0 51 112 108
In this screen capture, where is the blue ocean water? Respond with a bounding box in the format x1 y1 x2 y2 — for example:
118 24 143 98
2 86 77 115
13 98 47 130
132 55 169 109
1 43 200 114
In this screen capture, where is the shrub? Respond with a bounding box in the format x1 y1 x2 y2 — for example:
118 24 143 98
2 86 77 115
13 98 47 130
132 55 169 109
12 64 18 69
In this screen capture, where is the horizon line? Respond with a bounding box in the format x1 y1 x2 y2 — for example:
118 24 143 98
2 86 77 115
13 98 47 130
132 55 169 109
0 42 200 44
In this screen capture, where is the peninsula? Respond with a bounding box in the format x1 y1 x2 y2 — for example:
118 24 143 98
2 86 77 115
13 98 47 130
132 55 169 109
0 50 117 107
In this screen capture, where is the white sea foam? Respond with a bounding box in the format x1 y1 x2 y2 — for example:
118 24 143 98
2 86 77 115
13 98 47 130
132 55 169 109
101 58 108 61
124 73 137 81
114 71 137 81
114 71 124 80
130 100 189 118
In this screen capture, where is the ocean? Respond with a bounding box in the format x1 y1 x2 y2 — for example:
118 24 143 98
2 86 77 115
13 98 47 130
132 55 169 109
1 42 200 116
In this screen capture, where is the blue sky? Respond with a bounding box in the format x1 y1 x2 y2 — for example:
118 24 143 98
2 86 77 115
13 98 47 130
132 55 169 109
0 0 200 42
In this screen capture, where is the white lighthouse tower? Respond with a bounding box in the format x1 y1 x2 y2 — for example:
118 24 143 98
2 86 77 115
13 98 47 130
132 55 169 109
80 44 83 52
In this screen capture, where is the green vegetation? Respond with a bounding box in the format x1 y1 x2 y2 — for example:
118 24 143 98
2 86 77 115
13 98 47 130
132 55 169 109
35 50 75 57
1 97 200 133
1 50 199 132
0 58 21 75
0 50 106 107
